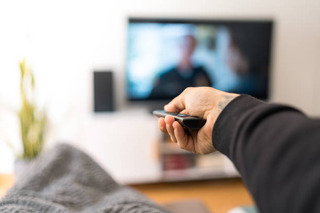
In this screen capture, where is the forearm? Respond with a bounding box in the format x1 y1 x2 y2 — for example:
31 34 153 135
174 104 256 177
212 95 320 213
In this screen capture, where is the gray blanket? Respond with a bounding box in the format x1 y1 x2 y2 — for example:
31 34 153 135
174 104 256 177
0 144 169 213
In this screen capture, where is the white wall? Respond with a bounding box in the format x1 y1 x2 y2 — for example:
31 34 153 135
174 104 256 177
0 0 319 182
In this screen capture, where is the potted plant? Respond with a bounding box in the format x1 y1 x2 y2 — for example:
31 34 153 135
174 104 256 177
18 59 47 160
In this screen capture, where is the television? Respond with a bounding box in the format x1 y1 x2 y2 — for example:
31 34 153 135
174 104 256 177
126 18 273 101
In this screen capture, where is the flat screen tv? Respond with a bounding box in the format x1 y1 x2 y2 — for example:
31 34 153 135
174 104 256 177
126 18 273 101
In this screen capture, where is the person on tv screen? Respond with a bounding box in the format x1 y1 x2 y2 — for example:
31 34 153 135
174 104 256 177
149 35 212 99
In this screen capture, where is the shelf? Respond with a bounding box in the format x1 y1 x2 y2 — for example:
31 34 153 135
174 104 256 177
159 142 194 155
158 133 239 182
162 167 238 182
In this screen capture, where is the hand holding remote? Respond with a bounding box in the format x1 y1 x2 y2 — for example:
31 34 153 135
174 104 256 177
158 87 239 154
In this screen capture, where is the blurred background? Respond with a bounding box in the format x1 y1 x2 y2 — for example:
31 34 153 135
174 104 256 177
0 0 320 188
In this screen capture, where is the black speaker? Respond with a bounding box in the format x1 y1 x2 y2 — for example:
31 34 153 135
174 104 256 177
93 71 114 112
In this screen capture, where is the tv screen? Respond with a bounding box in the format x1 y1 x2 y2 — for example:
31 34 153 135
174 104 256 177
126 18 273 101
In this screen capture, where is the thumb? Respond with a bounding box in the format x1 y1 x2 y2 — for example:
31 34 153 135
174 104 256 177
164 93 186 112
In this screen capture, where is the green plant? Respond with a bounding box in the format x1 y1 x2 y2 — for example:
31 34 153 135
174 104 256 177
18 59 47 159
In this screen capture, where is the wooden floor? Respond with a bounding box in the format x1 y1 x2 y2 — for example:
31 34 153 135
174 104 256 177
0 174 254 213
131 178 254 213
0 174 14 198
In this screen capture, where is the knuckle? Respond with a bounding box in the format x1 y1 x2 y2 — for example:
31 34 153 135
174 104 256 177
184 87 193 93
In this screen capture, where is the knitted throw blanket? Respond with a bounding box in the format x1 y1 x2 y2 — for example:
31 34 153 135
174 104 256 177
0 144 169 213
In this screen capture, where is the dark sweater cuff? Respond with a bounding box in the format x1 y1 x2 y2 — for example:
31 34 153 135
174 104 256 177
212 95 264 157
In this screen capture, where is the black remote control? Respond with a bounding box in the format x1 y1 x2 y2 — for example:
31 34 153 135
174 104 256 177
153 110 206 130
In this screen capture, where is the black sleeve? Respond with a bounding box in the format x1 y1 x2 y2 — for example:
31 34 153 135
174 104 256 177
212 95 320 213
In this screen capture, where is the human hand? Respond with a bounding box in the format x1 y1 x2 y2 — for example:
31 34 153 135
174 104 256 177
158 87 239 154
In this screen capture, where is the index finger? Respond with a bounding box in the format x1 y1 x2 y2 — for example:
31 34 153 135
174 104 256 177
158 117 166 133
